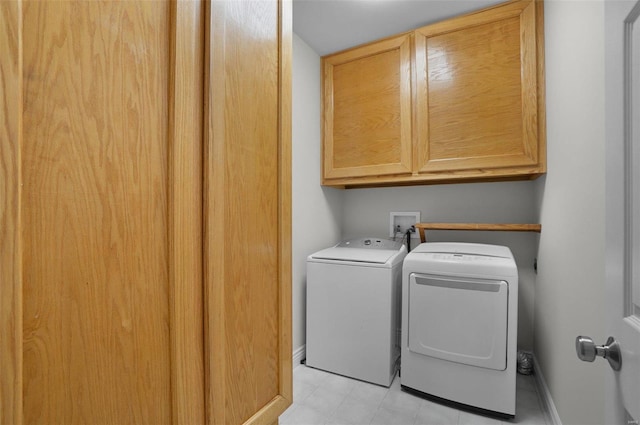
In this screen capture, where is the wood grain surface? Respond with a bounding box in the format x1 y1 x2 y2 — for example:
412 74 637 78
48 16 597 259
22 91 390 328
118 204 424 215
21 2 173 423
416 0 539 173
416 222 542 243
323 34 412 180
424 18 524 160
3 0 291 423
278 0 294 412
0 2 23 424
205 0 291 423
536 0 547 174
168 1 205 423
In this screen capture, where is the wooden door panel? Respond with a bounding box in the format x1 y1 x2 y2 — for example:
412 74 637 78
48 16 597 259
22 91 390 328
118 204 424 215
415 0 540 174
1 0 291 423
333 49 403 167
1 1 205 423
205 1 292 424
323 34 412 180
21 2 172 423
222 0 280 418
0 1 23 424
426 18 523 159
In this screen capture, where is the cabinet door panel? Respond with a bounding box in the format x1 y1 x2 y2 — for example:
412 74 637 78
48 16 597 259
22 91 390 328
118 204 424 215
21 3 173 422
204 0 292 424
1 1 205 424
415 0 540 174
323 34 412 180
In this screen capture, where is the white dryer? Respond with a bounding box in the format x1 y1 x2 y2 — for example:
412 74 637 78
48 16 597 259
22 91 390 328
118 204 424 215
401 242 518 418
306 237 407 387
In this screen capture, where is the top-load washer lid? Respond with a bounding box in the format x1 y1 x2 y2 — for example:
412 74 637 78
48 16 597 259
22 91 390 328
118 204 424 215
309 237 405 264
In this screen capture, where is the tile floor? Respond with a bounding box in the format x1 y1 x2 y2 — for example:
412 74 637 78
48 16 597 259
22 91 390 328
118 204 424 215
279 365 549 425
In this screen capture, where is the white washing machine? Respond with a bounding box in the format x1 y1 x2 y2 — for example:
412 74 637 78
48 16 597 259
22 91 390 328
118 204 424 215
401 242 518 418
306 237 407 387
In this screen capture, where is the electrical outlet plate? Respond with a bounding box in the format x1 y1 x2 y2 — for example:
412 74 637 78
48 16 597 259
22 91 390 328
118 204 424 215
389 211 421 239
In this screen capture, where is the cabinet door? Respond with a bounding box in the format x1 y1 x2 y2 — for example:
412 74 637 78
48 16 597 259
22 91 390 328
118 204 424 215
1 1 292 424
322 34 413 181
204 1 292 424
1 1 205 423
414 0 544 176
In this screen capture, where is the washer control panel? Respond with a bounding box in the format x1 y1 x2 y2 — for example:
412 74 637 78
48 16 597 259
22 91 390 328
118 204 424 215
337 237 402 250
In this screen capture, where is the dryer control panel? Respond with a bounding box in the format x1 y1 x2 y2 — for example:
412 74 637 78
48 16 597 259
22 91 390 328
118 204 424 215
431 253 502 262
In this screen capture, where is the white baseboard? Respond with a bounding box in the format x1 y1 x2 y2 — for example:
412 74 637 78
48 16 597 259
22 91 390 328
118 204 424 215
533 354 563 425
293 345 306 369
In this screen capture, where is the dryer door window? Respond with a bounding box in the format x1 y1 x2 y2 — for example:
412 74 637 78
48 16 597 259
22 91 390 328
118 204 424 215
408 273 509 371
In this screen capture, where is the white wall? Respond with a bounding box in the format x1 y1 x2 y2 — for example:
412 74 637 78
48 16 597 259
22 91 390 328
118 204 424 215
534 1 606 424
341 181 539 350
292 34 343 353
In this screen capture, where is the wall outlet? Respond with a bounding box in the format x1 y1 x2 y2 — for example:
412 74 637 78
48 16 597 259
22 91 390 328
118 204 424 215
389 211 421 239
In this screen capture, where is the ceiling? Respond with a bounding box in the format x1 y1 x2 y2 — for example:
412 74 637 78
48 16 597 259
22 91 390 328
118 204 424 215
292 0 504 56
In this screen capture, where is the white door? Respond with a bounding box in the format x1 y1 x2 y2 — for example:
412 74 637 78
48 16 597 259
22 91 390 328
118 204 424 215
598 0 640 423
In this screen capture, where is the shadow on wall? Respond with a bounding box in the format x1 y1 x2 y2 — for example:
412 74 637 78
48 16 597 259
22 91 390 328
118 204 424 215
322 186 344 230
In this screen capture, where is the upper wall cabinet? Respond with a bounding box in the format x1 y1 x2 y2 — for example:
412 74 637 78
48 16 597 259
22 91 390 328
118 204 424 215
321 0 545 188
322 33 413 180
414 0 542 175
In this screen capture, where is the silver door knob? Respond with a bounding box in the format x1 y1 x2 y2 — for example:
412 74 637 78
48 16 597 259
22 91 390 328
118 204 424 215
575 336 622 371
